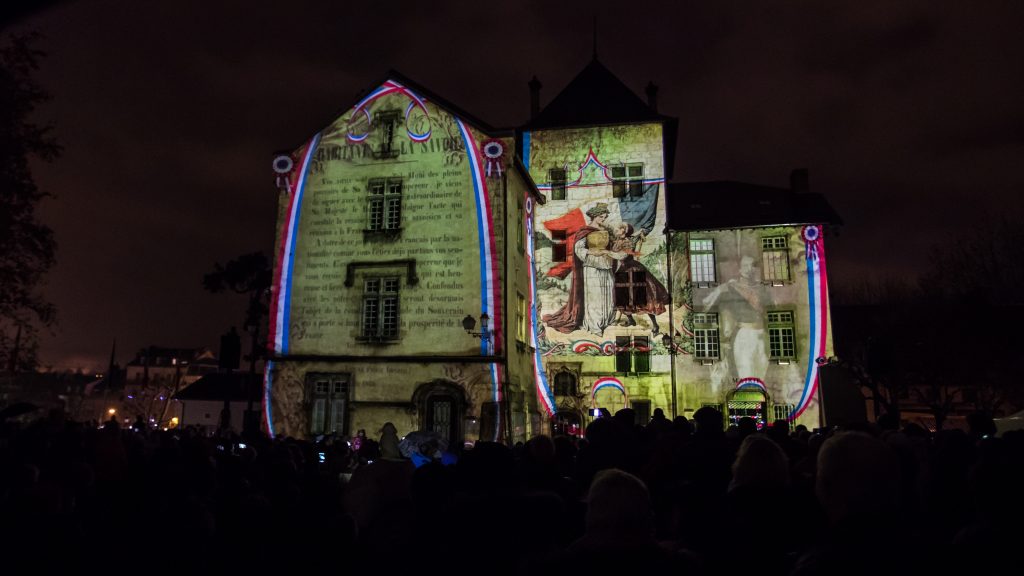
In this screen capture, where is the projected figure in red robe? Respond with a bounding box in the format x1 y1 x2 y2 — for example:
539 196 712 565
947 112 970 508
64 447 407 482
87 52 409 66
543 203 627 334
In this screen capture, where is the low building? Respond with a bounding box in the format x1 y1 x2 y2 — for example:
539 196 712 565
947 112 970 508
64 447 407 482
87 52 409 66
175 372 262 436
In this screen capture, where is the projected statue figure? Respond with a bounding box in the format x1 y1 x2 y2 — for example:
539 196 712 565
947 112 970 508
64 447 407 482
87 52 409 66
544 203 627 335
702 255 768 382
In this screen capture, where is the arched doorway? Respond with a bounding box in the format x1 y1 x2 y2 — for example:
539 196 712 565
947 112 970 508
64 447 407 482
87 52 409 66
412 380 466 446
726 378 770 429
552 410 583 437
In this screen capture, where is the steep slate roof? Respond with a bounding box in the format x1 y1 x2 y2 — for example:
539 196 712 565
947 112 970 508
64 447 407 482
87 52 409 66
666 181 843 231
521 59 679 179
525 59 665 128
175 372 262 402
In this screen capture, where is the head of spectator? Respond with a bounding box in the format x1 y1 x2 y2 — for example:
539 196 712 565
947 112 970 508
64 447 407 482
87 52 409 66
730 435 790 492
816 431 901 526
585 468 652 538
692 406 724 436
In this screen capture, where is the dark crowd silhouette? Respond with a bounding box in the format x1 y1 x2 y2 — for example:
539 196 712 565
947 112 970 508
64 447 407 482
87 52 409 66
1 406 1021 575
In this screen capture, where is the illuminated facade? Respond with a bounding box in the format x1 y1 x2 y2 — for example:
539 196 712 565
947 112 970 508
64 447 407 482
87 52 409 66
265 61 840 442
521 61 839 431
265 74 542 444
666 180 840 428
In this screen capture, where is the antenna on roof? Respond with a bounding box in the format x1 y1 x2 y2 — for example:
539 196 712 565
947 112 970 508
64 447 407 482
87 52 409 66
592 16 598 61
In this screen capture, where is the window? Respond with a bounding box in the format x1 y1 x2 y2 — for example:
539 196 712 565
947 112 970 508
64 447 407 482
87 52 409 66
689 239 716 284
772 404 795 424
551 229 568 263
309 375 349 436
767 311 796 359
692 313 720 360
516 293 527 343
367 178 402 232
615 269 649 310
761 236 790 283
633 336 651 373
517 196 524 252
361 278 400 340
553 372 577 396
615 336 651 373
549 168 567 201
375 110 400 158
611 163 644 198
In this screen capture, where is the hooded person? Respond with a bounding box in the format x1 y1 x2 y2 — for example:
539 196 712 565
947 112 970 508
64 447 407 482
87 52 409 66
379 422 402 460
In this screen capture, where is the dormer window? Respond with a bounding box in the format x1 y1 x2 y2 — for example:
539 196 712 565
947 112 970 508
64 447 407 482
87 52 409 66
374 110 401 158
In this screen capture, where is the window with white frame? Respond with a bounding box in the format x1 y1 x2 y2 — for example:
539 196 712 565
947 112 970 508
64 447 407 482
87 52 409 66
611 163 644 198
367 178 402 232
761 236 790 283
549 168 567 201
767 311 796 359
361 277 400 340
772 404 795 425
692 313 720 360
309 374 349 436
689 239 716 283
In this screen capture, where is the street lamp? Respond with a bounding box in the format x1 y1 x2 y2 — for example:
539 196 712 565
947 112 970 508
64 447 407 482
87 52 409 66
462 313 493 355
463 312 507 444
661 333 678 419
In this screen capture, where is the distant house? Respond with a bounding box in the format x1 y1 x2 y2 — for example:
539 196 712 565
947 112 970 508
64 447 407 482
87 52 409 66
0 370 97 419
174 372 262 436
118 346 220 428
832 303 1024 430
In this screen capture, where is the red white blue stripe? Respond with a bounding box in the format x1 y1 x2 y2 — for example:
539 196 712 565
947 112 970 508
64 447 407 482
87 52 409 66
268 133 320 355
535 148 666 190
790 226 829 422
262 360 275 438
347 79 431 143
490 363 502 442
591 377 628 404
526 195 557 416
736 377 767 393
455 118 503 410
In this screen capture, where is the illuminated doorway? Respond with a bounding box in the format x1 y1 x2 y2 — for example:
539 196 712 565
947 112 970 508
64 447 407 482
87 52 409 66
553 410 583 437
726 381 770 429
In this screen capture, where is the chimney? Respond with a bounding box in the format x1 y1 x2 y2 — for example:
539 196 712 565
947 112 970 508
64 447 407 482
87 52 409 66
529 76 542 119
790 168 809 193
645 81 659 112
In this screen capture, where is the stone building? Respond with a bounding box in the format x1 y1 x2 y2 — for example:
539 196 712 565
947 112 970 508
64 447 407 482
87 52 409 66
265 72 543 444
265 59 841 442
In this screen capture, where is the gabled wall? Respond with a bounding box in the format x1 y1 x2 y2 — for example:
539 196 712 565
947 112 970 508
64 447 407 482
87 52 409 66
264 80 536 441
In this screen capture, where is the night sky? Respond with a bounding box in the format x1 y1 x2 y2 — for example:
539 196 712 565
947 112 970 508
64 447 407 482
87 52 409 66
6 0 1024 371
